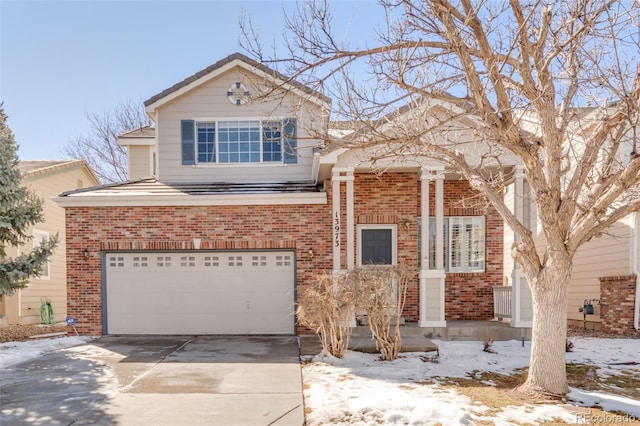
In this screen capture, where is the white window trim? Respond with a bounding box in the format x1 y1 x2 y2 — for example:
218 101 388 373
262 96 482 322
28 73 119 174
422 216 486 273
192 117 287 165
447 217 485 273
33 230 50 279
357 224 397 267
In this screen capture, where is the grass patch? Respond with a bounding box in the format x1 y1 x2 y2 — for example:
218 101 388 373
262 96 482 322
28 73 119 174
430 365 640 425
600 370 640 400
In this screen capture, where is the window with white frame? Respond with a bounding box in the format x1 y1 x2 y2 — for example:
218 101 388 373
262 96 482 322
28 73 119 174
33 230 50 278
420 216 485 273
184 118 296 165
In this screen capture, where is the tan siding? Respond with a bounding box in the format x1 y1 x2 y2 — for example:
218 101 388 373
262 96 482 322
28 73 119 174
1 166 98 324
128 145 153 179
156 67 323 183
567 218 632 321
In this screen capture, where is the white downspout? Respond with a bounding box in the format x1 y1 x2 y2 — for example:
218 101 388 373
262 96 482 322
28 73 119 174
632 212 640 331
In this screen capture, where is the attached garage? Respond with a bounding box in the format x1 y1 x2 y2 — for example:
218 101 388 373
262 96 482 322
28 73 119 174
104 251 295 335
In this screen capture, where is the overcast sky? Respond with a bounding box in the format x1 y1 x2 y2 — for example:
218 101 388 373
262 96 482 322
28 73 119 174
1 0 379 160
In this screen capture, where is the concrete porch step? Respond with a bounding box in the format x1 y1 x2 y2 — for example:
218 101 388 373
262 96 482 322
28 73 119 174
421 320 532 341
298 335 438 356
298 320 532 356
299 328 438 356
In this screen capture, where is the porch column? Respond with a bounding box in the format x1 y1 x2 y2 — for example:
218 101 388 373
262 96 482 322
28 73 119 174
331 168 355 271
345 169 355 268
435 168 445 270
419 167 447 327
332 169 341 271
511 165 533 327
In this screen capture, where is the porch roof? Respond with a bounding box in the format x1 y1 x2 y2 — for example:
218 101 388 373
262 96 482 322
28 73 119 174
55 178 326 207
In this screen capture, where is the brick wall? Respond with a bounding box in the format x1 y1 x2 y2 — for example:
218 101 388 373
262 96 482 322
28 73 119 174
351 173 503 321
66 204 332 335
599 275 639 335
66 173 505 335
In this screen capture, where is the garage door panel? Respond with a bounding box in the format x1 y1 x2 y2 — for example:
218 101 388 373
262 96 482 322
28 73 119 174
105 251 295 335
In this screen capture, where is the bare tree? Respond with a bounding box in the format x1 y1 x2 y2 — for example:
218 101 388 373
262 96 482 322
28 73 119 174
244 0 640 397
62 100 152 183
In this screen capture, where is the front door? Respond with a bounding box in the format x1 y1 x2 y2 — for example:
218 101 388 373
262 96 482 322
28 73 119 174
358 225 399 320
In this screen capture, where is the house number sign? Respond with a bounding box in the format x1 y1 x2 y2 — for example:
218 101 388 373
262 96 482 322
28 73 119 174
334 211 340 247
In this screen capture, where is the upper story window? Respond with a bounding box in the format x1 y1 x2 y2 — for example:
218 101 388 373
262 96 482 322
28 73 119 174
181 118 297 165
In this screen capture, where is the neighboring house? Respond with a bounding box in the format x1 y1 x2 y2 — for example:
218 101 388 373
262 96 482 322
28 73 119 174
0 160 100 326
567 213 639 334
501 111 640 335
55 52 535 336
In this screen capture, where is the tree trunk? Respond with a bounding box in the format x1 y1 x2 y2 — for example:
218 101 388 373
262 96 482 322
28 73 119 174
520 258 571 397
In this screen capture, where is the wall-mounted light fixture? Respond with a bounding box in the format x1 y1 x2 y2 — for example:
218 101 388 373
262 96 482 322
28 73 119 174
403 220 412 230
82 248 90 260
308 248 314 259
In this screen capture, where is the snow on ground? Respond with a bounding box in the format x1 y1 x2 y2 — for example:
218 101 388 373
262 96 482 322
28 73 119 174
0 335 92 368
1 335 638 425
302 338 640 425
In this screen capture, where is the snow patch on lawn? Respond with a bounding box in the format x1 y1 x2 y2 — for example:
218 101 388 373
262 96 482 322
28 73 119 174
303 338 640 425
569 388 640 418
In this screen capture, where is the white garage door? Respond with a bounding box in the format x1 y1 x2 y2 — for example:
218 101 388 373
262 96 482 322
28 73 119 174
104 251 295 335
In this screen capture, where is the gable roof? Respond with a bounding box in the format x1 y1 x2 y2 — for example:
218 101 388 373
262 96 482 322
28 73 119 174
144 52 331 113
19 159 100 183
119 126 155 138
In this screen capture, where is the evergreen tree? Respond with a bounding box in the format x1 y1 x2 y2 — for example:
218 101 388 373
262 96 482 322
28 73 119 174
0 105 58 295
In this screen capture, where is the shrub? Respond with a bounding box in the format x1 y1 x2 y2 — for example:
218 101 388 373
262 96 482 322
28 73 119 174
296 272 358 358
350 265 413 361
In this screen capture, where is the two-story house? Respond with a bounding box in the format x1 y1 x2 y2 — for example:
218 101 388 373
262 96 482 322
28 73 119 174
56 53 534 336
1 160 99 326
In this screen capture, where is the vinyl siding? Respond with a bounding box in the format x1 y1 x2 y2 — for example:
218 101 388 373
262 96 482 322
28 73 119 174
1 166 98 324
128 145 153 179
567 217 632 322
156 67 324 183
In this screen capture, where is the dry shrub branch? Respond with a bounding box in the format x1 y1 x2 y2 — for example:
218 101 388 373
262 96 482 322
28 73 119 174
297 265 412 360
351 265 412 361
296 271 359 358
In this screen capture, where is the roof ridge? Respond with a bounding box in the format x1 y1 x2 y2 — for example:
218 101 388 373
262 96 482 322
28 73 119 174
143 52 330 108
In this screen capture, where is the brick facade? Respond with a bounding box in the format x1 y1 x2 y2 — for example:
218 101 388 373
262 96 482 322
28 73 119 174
65 172 504 335
599 275 639 336
66 204 332 335
348 173 503 321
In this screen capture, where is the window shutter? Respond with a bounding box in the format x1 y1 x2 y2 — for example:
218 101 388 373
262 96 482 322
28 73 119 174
283 118 297 164
181 120 195 165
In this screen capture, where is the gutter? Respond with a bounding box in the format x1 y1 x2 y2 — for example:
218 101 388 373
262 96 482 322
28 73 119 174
53 191 328 208
311 152 320 185
633 212 640 332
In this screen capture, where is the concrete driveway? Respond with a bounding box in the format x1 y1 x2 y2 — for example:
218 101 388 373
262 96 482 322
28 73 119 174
0 335 304 425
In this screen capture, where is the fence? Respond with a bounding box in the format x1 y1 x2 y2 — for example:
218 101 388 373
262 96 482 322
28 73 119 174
493 285 512 320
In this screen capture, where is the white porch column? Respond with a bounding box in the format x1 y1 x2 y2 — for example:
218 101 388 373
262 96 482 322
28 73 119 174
419 167 447 327
420 169 431 270
345 170 355 268
331 167 356 326
331 168 355 271
434 168 445 270
511 166 533 327
332 170 342 271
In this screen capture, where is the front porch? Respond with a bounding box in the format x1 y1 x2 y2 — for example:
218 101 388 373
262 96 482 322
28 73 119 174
298 321 532 356
326 165 534 329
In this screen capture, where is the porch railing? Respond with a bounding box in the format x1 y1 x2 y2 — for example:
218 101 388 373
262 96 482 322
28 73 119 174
493 285 512 320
